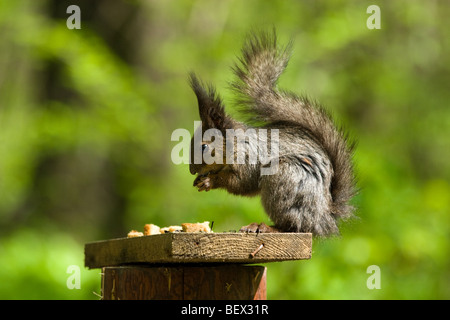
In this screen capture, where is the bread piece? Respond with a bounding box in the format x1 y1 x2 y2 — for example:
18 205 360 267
181 221 211 233
144 224 160 235
127 230 144 238
160 225 183 233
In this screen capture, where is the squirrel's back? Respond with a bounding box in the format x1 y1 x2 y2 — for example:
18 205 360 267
231 30 357 226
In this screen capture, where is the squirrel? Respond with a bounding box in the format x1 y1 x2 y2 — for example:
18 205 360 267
188 30 357 236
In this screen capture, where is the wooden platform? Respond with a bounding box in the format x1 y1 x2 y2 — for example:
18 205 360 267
85 232 311 300
85 232 312 268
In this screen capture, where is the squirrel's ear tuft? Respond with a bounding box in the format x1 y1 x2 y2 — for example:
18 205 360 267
189 73 232 131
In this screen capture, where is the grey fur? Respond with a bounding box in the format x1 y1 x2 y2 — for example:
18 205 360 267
189 30 357 236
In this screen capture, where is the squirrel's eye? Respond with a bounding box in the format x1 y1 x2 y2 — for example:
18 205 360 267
202 144 209 153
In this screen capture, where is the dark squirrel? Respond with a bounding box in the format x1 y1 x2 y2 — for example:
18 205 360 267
189 31 357 236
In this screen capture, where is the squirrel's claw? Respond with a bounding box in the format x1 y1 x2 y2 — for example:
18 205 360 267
194 175 211 192
239 222 280 233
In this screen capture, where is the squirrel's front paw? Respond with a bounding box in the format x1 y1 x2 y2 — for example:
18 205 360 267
193 175 212 192
239 222 280 233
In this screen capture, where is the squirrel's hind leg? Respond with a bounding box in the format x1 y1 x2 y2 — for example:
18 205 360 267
259 160 338 236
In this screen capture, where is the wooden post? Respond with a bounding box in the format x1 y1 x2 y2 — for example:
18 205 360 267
85 233 311 300
101 265 266 300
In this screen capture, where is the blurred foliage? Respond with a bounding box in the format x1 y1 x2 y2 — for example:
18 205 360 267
0 0 449 299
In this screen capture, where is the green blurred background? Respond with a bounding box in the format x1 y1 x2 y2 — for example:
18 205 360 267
0 0 449 299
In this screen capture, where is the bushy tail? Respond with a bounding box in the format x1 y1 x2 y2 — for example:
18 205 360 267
231 30 357 219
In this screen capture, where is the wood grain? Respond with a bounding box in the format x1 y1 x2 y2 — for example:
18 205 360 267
85 232 312 269
101 265 267 300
